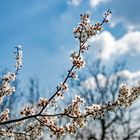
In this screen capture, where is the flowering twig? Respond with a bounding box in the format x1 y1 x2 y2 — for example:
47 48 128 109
0 45 22 104
0 10 140 139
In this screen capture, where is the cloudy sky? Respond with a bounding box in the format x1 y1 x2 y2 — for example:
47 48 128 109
0 0 140 90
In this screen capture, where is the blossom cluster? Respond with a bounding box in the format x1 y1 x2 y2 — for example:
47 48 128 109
0 45 23 103
117 83 140 107
0 122 43 140
70 52 85 69
37 98 49 107
74 13 96 42
85 104 105 118
20 106 35 117
0 108 10 122
64 95 85 117
55 83 69 100
73 9 111 43
0 73 16 103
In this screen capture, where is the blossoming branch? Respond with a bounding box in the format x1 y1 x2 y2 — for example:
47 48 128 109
0 10 140 139
0 45 22 103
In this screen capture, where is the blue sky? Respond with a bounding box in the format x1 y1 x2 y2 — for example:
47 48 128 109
0 0 140 92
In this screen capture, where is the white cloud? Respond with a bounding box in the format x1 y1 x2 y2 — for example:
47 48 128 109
81 77 96 90
68 0 81 6
90 0 109 7
89 31 140 61
115 70 140 85
81 73 107 89
81 70 140 90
